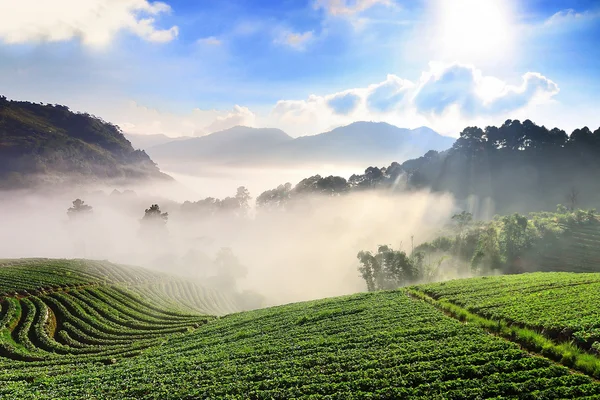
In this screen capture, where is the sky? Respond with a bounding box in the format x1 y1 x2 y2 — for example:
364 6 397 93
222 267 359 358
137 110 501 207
0 0 599 138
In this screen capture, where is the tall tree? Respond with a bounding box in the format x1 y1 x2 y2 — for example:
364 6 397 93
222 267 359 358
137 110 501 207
357 245 420 291
67 199 93 219
142 204 168 224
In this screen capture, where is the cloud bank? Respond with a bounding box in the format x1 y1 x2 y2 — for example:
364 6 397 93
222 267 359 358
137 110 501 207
0 0 178 47
265 63 559 136
75 63 561 138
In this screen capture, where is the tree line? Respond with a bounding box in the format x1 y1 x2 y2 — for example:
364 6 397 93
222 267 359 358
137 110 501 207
254 120 600 216
357 206 600 291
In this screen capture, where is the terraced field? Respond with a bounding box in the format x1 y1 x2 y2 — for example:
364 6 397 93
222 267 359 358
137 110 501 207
2 260 600 399
416 272 600 350
540 223 600 272
0 259 244 368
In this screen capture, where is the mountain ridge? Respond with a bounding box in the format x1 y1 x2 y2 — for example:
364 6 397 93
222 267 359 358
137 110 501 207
146 122 455 167
0 95 171 188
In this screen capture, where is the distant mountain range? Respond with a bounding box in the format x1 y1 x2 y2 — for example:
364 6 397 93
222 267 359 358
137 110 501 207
139 122 455 167
126 133 191 151
0 96 171 188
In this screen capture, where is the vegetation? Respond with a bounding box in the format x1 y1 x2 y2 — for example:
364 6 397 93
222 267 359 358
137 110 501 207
181 186 252 218
2 272 600 398
66 199 93 219
413 207 600 276
0 96 170 187
410 272 600 378
0 260 600 397
416 272 600 352
255 120 600 216
357 245 423 291
356 207 600 291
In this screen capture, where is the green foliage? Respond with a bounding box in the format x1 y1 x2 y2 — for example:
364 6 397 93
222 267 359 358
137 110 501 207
416 208 600 275
3 287 599 398
357 245 422 291
415 272 600 377
0 98 168 187
451 211 473 231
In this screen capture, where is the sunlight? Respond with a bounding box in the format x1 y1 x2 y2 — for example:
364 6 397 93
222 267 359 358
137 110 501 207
434 0 514 63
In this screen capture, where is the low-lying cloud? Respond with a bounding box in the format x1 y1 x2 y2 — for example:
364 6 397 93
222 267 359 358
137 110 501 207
0 182 457 307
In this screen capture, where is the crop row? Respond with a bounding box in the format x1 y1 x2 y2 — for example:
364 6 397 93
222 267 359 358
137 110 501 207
131 281 242 316
0 259 175 297
0 284 208 370
1 291 598 399
416 272 600 348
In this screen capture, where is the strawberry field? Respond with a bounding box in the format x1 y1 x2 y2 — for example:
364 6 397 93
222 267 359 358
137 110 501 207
416 272 600 349
1 260 600 398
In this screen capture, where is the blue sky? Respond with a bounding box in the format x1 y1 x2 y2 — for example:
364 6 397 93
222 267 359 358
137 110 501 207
0 0 599 137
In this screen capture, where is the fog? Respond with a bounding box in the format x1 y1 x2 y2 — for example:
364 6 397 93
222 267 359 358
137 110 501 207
159 163 368 201
0 169 459 307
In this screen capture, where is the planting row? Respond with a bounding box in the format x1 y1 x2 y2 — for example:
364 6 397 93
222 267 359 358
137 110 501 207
0 284 208 368
416 272 600 348
2 291 599 398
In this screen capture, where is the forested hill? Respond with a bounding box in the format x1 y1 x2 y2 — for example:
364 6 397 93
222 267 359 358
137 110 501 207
255 120 600 217
0 96 171 188
407 120 600 215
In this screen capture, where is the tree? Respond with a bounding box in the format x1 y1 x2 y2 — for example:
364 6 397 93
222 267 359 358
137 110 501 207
235 186 252 213
142 204 168 224
139 204 169 244
451 211 473 232
499 213 530 272
471 224 501 272
256 183 292 210
209 248 247 292
453 126 485 153
357 245 420 291
566 187 580 211
67 199 93 219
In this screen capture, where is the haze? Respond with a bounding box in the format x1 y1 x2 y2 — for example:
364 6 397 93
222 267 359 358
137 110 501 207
0 178 456 306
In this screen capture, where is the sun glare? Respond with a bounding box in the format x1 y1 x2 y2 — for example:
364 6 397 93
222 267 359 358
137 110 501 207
434 0 514 63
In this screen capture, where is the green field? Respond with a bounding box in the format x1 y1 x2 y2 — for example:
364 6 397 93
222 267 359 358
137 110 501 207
2 260 600 398
416 272 600 350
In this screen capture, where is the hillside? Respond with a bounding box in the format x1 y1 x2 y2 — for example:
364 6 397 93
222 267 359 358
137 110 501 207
147 122 454 167
2 260 600 398
0 96 171 188
398 119 600 215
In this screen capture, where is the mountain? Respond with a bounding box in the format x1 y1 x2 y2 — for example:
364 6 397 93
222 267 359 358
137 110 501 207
0 96 171 188
148 126 294 164
147 122 455 167
125 133 191 151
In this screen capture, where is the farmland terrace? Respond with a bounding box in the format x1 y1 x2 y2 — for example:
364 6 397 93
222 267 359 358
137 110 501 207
2 259 600 398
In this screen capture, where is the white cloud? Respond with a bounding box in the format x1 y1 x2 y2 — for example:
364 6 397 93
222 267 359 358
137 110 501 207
274 31 314 50
545 9 600 26
109 101 255 137
96 64 561 139
314 0 391 16
268 63 560 136
0 0 178 47
197 36 222 46
202 105 256 134
366 74 414 112
413 63 559 117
